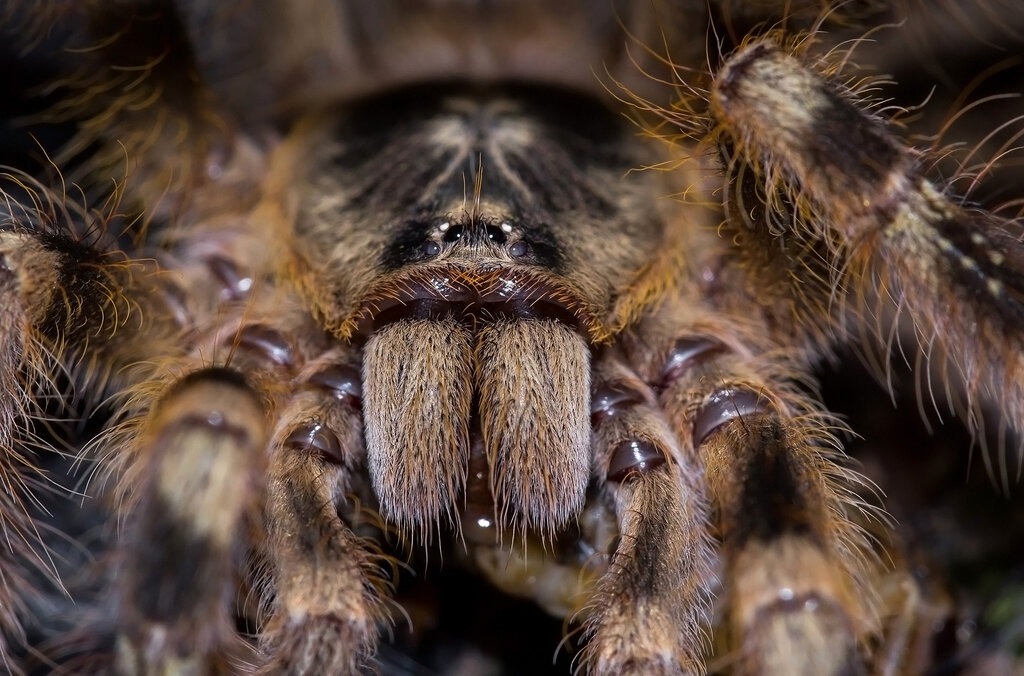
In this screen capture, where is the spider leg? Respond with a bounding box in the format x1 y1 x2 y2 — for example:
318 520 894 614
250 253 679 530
115 367 266 675
106 310 327 672
0 184 187 668
257 348 389 675
711 40 1024 468
0 228 82 667
104 263 390 674
0 205 179 398
580 352 713 676
623 303 877 675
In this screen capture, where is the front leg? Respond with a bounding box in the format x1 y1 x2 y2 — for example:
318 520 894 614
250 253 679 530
708 41 1024 474
0 180 182 668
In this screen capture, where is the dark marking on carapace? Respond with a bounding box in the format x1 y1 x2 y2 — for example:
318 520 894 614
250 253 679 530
379 218 445 270
327 84 640 275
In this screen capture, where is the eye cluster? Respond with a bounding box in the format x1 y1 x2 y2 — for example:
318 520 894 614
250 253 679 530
416 218 533 260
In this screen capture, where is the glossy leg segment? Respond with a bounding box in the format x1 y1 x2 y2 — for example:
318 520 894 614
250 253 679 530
258 351 389 676
625 307 876 675
582 353 713 675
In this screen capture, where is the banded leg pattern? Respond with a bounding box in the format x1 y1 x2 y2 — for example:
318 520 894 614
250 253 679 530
627 310 877 675
581 352 714 675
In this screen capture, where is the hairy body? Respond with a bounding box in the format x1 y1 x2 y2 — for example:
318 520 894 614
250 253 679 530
1 1 1023 674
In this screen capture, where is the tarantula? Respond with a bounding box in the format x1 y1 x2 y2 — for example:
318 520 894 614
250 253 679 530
2 1 1023 674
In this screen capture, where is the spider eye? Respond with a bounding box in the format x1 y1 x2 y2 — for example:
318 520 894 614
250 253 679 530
485 225 507 245
442 224 464 243
421 240 441 256
509 240 530 258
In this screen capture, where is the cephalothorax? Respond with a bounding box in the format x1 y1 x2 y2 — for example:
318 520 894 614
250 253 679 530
289 87 672 538
2 2 1023 674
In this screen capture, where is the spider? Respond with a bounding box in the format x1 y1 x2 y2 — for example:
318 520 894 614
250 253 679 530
1 1 1024 674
